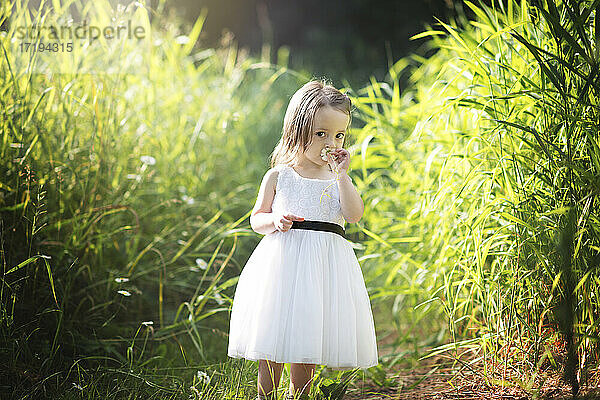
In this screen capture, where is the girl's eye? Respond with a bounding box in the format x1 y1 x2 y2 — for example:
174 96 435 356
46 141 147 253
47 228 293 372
316 131 345 138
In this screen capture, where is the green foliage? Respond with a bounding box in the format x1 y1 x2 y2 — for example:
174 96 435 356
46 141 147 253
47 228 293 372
314 368 359 400
0 0 306 397
2 0 599 398
349 0 600 394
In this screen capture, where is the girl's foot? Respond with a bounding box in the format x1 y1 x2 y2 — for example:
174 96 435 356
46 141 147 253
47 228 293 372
256 392 278 400
285 390 309 400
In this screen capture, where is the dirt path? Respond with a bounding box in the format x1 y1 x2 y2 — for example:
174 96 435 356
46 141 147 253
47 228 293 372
343 351 600 400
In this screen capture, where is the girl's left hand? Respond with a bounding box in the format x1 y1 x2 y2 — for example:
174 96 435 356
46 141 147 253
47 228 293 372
328 148 350 174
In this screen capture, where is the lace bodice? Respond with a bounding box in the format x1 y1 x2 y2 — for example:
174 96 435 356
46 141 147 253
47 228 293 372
271 164 347 227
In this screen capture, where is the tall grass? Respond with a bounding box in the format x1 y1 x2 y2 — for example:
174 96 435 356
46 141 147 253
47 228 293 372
4 0 599 398
350 0 600 394
0 0 312 397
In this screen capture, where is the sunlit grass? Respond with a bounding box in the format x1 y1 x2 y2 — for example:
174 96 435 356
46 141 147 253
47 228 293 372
2 0 599 398
349 0 599 395
0 0 316 398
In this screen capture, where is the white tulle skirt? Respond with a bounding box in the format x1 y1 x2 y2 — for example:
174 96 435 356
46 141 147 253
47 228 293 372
227 229 378 370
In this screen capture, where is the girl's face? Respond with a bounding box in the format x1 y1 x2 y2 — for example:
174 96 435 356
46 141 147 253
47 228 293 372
301 105 349 168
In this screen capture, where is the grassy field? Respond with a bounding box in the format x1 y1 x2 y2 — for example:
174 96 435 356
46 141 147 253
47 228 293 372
1 0 599 399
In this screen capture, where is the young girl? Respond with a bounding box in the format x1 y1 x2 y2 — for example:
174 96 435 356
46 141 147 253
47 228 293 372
227 80 378 400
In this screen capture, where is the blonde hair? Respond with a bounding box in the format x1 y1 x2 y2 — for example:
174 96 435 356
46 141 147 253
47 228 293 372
269 79 352 168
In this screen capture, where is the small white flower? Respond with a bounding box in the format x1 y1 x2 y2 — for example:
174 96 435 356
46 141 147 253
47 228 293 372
140 155 156 166
136 123 147 135
72 382 83 391
189 386 202 398
117 290 131 296
182 195 195 205
320 146 337 161
175 35 190 44
195 258 208 270
214 292 224 305
115 277 129 283
127 174 141 181
196 370 210 384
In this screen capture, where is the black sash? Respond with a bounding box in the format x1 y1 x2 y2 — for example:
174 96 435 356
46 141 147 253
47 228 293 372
290 219 345 238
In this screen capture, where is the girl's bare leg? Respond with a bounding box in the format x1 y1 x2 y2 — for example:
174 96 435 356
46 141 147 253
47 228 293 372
288 363 315 399
258 359 284 399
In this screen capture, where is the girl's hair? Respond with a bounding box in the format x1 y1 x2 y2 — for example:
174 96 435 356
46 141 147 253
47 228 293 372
269 79 352 168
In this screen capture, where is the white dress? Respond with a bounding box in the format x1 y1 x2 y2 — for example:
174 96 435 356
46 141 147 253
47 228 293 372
227 164 378 369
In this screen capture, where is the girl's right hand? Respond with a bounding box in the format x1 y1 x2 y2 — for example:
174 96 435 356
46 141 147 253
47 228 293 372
273 212 304 232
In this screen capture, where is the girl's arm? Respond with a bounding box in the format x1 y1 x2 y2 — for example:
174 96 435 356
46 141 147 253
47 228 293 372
249 169 279 235
251 212 276 235
337 171 364 224
327 148 363 224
